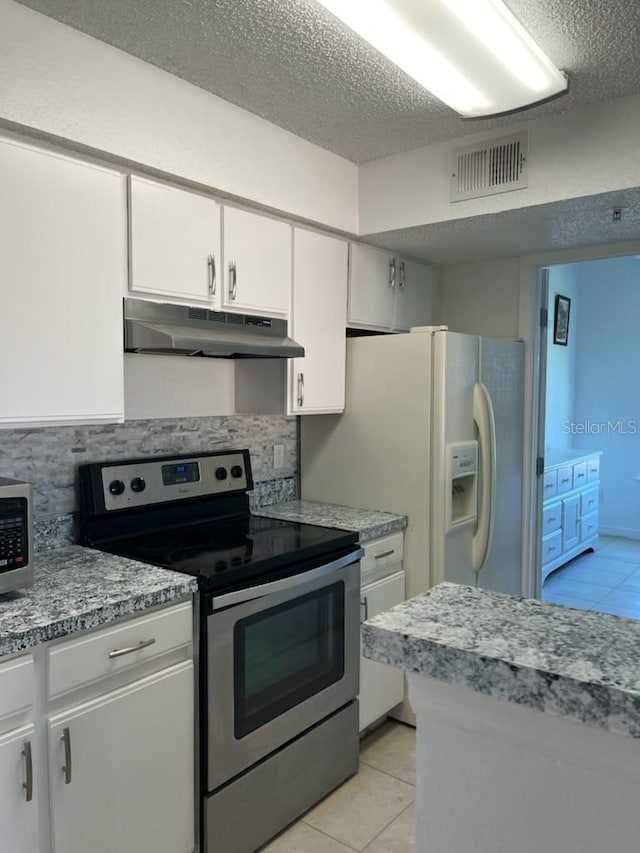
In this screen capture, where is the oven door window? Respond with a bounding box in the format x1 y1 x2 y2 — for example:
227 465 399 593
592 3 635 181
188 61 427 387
234 581 345 738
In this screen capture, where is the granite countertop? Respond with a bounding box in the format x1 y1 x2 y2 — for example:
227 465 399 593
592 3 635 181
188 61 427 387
544 447 602 468
0 546 197 659
256 499 407 543
363 582 640 738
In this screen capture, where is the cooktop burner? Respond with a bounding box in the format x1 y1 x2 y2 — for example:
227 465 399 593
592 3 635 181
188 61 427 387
78 450 359 593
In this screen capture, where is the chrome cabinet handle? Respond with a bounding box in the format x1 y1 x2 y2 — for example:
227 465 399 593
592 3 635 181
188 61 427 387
61 727 72 785
561 477 570 483
577 472 585 478
360 597 369 623
22 740 33 802
398 261 405 289
545 483 554 489
389 258 396 288
297 372 304 407
374 549 395 560
229 261 237 300
207 254 216 296
108 638 156 659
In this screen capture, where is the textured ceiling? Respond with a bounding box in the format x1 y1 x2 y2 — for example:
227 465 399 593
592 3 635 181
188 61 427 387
16 0 640 164
365 188 640 264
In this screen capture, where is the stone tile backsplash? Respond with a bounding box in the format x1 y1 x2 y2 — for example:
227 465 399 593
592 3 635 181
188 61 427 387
1 415 298 524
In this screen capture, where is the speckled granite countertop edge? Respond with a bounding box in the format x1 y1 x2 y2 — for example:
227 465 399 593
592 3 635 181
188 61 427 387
0 546 197 660
362 583 640 740
256 499 407 543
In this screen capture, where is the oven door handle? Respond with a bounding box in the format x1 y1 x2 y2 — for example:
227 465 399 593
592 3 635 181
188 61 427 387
210 548 364 611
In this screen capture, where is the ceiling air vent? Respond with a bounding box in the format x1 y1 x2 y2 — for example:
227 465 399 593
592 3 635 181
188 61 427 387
450 132 528 202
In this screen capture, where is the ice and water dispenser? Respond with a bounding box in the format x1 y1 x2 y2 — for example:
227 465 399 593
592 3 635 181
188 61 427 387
446 442 478 531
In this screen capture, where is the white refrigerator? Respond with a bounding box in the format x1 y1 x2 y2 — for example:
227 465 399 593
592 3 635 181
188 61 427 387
301 327 525 600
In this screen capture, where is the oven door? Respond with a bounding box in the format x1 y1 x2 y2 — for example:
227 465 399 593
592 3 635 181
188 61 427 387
206 548 362 791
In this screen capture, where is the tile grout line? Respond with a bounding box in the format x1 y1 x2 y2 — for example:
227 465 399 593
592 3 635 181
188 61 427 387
358 755 416 787
297 819 361 852
360 801 416 852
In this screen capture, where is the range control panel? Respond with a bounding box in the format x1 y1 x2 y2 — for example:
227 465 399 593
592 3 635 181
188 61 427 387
98 451 251 512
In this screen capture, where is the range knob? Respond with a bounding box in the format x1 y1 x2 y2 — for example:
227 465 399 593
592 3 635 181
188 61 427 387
108 479 125 496
215 467 228 481
231 465 243 479
130 477 146 493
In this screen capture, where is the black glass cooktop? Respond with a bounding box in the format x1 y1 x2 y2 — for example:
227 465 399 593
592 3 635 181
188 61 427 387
101 514 359 593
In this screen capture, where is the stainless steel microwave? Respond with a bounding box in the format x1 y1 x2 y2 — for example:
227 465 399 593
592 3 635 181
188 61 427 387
0 478 33 594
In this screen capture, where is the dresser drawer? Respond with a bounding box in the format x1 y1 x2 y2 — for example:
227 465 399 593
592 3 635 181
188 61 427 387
0 655 34 726
360 532 404 584
587 456 600 482
542 502 562 536
580 487 599 517
556 466 573 495
542 530 563 565
48 601 192 698
543 470 557 500
572 461 588 489
580 512 599 543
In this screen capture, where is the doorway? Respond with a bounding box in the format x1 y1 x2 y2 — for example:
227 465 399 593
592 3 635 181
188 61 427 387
538 255 640 619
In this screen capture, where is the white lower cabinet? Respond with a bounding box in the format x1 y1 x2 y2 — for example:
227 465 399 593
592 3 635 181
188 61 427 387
48 662 194 853
0 723 40 853
359 568 405 733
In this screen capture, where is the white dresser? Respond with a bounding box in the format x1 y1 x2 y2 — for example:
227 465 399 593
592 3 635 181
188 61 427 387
542 449 602 581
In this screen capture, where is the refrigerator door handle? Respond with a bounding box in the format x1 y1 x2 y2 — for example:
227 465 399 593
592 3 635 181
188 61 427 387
472 382 497 573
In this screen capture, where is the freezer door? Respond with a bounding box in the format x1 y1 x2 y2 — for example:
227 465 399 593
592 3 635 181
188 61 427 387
431 331 480 587
477 337 525 594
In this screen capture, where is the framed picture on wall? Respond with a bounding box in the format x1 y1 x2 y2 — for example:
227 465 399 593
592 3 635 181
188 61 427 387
553 294 571 346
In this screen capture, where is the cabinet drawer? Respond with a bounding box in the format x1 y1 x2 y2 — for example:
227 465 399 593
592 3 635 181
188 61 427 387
0 655 34 725
542 530 563 565
587 457 600 482
48 602 192 698
360 532 404 585
556 466 573 495
581 487 599 517
572 461 588 489
581 512 599 543
543 470 557 499
542 502 562 536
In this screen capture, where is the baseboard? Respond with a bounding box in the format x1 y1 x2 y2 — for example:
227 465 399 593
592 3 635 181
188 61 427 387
598 527 640 540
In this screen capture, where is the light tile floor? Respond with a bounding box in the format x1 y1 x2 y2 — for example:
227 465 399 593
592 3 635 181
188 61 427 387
260 722 416 853
542 535 640 619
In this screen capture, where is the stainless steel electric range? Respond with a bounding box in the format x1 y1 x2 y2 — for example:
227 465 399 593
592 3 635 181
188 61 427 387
78 449 362 853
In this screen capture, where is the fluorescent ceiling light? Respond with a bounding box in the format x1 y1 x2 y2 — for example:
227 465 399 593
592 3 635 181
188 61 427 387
316 0 568 118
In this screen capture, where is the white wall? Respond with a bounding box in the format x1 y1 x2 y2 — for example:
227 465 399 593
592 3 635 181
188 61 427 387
438 257 521 338
0 0 357 232
571 257 640 538
359 94 640 235
545 264 580 450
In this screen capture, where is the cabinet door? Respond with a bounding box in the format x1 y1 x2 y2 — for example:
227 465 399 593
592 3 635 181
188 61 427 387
222 206 290 316
359 572 405 733
0 139 126 427
393 259 433 332
48 662 194 853
0 724 40 853
288 229 348 415
348 243 396 330
562 495 580 553
129 175 220 304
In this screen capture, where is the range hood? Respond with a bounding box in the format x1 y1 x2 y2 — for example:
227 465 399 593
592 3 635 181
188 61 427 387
124 298 304 359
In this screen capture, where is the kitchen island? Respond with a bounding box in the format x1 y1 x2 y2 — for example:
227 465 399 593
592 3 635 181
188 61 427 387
363 583 640 853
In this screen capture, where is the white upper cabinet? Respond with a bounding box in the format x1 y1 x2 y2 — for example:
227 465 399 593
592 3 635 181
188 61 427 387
393 259 434 332
348 242 433 332
0 138 126 427
128 175 221 305
222 206 291 316
348 243 396 330
288 229 348 415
